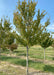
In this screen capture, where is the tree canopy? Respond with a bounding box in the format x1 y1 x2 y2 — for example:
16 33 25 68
39 31 53 49
0 18 12 48
13 0 50 47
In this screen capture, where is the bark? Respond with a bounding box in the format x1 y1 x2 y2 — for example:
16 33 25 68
44 48 45 62
26 46 29 75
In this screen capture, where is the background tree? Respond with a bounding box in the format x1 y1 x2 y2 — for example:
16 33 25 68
51 32 54 48
13 0 50 75
51 39 54 49
5 32 15 45
39 31 53 62
6 32 18 51
0 18 12 50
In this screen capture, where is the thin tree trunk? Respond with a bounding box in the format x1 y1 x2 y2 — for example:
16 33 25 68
44 48 45 62
26 46 29 75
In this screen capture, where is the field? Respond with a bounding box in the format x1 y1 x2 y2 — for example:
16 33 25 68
0 45 54 75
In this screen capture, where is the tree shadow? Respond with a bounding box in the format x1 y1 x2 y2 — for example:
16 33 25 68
0 55 43 67
0 55 16 61
44 65 54 73
0 55 26 66
53 57 54 60
13 50 23 53
18 53 26 56
13 50 26 56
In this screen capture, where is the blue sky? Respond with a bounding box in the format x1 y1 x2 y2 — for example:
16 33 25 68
0 0 54 37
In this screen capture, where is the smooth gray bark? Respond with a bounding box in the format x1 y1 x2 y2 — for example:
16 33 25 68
44 48 45 62
26 46 29 75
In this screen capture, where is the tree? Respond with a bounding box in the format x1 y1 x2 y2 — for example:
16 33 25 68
51 39 54 48
5 32 18 51
0 18 12 50
13 0 50 75
39 31 53 62
5 32 15 45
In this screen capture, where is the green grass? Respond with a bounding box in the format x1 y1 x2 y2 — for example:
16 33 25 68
0 72 6 75
0 61 26 75
12 46 54 61
0 55 54 73
0 45 54 74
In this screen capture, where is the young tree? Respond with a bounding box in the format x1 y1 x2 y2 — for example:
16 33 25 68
51 32 54 48
52 39 54 48
0 19 3 50
6 32 18 51
39 31 53 62
5 32 15 45
0 18 12 50
13 0 50 75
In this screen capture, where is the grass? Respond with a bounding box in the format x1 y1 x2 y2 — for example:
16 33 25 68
0 61 26 75
0 72 6 75
0 45 54 74
12 46 54 61
0 55 54 73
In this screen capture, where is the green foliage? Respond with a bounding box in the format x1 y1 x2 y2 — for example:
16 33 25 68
5 32 15 45
1 46 7 51
52 39 54 48
0 18 16 50
0 18 12 49
3 19 11 31
13 0 50 47
39 32 53 49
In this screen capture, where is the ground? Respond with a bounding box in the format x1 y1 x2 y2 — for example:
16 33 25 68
0 45 54 75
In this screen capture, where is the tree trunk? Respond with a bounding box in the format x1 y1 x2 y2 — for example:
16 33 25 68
26 46 29 75
44 48 45 62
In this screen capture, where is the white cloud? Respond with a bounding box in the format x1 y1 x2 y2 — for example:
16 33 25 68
47 23 54 38
47 23 54 30
51 34 54 38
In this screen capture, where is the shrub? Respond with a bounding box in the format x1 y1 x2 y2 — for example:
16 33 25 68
9 44 18 51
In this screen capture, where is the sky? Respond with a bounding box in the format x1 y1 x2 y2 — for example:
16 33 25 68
0 0 54 37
